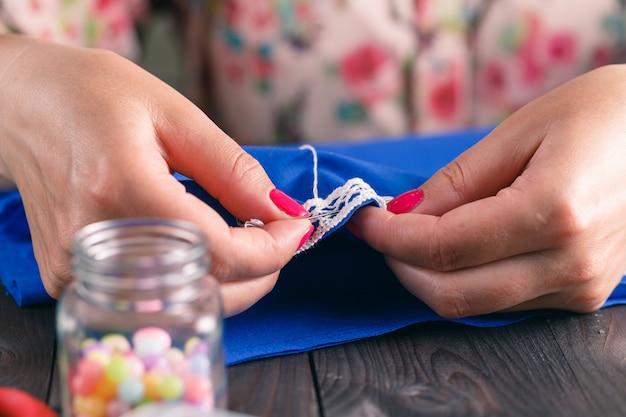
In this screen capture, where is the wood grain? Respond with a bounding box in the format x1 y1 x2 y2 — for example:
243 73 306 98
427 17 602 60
312 308 626 417
0 291 56 402
227 353 320 417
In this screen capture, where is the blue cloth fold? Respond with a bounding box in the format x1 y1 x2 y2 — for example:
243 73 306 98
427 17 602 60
2 126 626 365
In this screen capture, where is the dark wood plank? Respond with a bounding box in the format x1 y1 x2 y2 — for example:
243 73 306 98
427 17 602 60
227 353 320 417
0 286 56 402
545 307 626 416
312 306 626 417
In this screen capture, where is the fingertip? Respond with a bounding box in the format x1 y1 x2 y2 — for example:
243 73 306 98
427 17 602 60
387 189 424 214
269 188 310 218
220 273 280 317
298 224 315 250
349 205 395 243
214 218 313 280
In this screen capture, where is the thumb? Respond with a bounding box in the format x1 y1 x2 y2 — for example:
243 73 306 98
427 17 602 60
397 120 544 216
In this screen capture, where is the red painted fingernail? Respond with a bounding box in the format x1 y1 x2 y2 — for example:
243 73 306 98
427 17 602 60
387 189 424 214
270 189 310 218
298 224 315 249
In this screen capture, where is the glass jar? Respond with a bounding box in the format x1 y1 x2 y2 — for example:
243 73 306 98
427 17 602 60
56 218 226 417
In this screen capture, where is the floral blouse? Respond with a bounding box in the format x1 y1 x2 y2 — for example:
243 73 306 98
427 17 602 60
2 0 625 145
0 0 146 60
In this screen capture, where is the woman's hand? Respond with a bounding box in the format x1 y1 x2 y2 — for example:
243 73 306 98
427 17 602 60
352 64 626 318
0 35 312 316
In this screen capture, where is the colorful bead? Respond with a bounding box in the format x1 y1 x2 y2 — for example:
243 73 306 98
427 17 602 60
106 400 131 417
101 334 131 354
142 371 163 400
158 374 184 400
117 377 145 405
105 355 131 384
133 327 171 354
184 375 213 405
73 395 107 417
66 329 215 415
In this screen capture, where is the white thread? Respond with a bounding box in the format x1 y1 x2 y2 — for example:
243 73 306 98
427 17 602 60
298 144 319 200
295 145 390 254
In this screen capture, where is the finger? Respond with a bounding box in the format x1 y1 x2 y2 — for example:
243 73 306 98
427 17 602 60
208 219 313 281
220 273 280 317
353 173 571 272
387 252 550 318
124 176 314 281
151 91 290 222
387 249 620 319
411 115 544 216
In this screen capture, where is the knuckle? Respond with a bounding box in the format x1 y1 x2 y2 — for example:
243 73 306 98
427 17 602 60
209 232 287 281
567 285 609 313
42 253 73 299
430 295 472 319
427 224 462 271
438 160 469 202
566 255 604 286
81 161 123 208
427 282 472 319
542 193 589 243
557 254 610 313
229 151 263 186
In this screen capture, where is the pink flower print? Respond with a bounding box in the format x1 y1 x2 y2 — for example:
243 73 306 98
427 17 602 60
252 54 273 79
227 1 278 42
520 52 543 86
518 13 543 86
428 77 459 120
591 46 612 68
29 0 41 13
226 0 242 26
244 1 278 34
252 7 274 30
105 15 131 41
340 43 400 106
39 27 53 42
63 23 80 42
426 61 465 122
476 60 507 105
94 0 115 13
546 32 577 65
226 60 245 83
295 2 312 20
414 0 432 23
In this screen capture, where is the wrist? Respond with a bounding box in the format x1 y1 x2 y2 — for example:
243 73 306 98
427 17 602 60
0 34 40 186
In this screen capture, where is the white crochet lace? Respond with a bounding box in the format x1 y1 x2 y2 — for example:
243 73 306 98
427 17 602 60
295 145 390 253
242 145 390 253
296 177 389 253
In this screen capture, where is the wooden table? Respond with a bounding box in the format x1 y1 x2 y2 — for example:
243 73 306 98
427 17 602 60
2 283 626 417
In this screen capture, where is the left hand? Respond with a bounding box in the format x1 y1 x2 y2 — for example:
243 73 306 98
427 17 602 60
351 64 626 318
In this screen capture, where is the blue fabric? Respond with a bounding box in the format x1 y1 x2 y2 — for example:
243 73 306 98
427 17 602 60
2 126 626 365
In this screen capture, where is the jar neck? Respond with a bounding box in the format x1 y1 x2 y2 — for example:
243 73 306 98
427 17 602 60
72 218 211 311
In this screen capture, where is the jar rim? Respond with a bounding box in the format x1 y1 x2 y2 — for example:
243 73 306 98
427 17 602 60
72 218 209 274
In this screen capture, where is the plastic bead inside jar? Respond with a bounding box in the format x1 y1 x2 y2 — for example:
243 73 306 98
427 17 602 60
56 218 226 417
